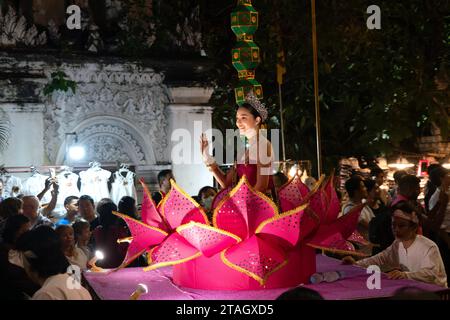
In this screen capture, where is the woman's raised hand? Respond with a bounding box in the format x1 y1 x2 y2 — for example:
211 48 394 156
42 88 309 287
200 133 209 155
200 133 215 166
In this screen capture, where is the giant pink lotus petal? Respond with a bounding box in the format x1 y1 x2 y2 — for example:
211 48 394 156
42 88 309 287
159 179 208 230
321 176 341 224
256 203 318 246
144 233 201 271
213 176 278 240
139 178 168 231
307 186 326 221
278 174 310 212
308 204 363 242
307 204 367 257
221 235 287 285
211 187 231 210
335 204 364 239
176 222 241 257
308 232 367 257
112 211 168 269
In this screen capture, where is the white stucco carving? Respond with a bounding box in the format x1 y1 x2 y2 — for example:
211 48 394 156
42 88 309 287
0 6 47 47
43 65 170 165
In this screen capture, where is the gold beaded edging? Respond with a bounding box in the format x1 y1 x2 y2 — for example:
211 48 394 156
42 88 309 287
212 175 279 229
220 248 288 286
176 221 242 243
112 211 169 237
159 179 209 227
143 249 202 271
255 203 309 234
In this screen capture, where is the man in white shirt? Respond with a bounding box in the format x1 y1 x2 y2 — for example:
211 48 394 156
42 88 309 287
343 202 447 288
342 175 368 215
22 196 55 230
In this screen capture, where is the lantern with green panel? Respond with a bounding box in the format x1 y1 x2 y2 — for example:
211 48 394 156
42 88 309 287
232 40 261 72
231 0 263 106
231 0 259 36
234 79 263 106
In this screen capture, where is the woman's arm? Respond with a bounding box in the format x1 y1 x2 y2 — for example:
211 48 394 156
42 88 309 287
201 133 234 189
356 242 397 268
207 164 234 189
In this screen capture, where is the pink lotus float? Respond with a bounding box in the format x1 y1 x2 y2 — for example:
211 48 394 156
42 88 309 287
113 175 366 290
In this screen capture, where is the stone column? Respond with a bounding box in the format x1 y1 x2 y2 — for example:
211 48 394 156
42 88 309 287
166 87 214 196
0 104 47 178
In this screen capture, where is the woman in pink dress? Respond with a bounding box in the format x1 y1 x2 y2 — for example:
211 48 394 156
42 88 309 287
200 91 274 195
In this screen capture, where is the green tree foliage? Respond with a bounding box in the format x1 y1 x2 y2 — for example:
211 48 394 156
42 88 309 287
200 0 450 172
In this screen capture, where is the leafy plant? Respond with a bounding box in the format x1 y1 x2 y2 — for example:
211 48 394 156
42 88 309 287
43 71 76 96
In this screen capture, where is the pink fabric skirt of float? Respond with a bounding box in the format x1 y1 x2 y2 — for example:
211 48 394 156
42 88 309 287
173 245 316 290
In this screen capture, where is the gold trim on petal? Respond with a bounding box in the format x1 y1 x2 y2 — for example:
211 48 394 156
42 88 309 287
160 179 209 226
112 211 169 237
311 174 326 193
220 248 288 286
255 203 309 234
212 176 279 228
176 221 242 243
111 249 148 272
143 252 202 271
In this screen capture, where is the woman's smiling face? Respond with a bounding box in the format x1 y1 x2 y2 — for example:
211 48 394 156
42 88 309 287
236 107 260 137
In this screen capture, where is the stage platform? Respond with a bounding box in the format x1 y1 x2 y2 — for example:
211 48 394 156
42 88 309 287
83 254 449 300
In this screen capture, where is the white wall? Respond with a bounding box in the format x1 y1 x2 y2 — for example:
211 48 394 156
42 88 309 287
0 105 46 179
167 104 214 196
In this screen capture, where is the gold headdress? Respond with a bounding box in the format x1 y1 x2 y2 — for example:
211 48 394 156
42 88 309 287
244 91 268 122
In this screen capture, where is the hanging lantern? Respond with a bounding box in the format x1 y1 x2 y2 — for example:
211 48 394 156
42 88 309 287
232 40 261 72
231 0 259 36
231 0 263 106
234 79 263 105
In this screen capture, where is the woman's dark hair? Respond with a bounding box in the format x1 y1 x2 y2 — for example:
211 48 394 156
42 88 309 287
55 225 72 238
72 219 91 241
393 170 408 184
197 186 217 199
274 172 289 185
72 220 90 242
276 286 324 300
428 166 447 187
345 175 364 198
363 179 377 193
157 170 173 186
238 103 263 123
2 214 29 246
18 226 69 278
96 198 118 229
0 197 22 219
118 196 137 219
370 167 384 178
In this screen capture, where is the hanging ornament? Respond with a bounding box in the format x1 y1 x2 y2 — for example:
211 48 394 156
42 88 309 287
231 0 263 106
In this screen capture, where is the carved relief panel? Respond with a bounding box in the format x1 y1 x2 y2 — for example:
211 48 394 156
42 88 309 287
44 64 170 165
